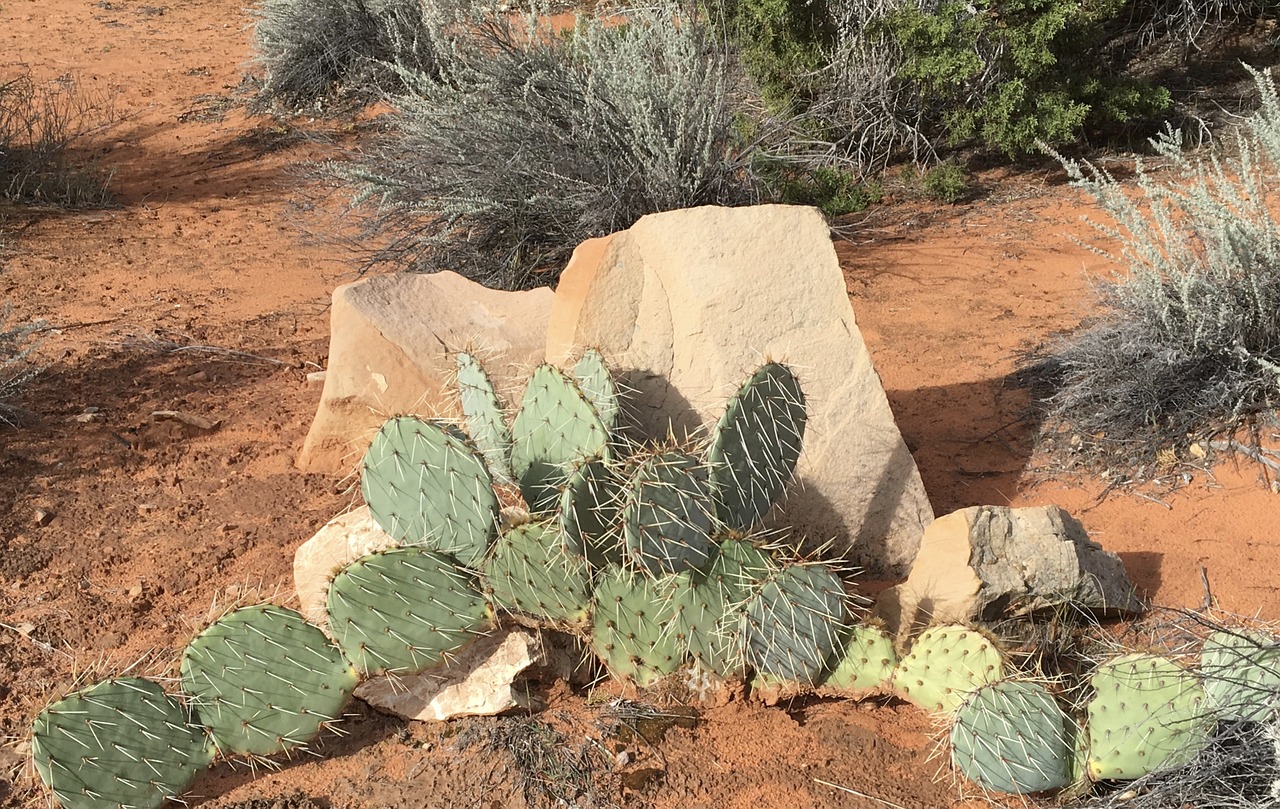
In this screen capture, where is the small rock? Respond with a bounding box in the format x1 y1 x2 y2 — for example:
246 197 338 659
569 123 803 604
72 411 103 424
150 410 220 431
33 508 55 527
875 505 1144 644
187 371 209 382
127 584 144 600
137 503 157 515
305 371 327 389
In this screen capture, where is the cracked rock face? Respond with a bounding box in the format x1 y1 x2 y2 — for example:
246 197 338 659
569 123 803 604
875 504 1144 643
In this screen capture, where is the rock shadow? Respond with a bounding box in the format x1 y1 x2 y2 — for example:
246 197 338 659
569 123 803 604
1118 550 1164 603
885 372 1043 517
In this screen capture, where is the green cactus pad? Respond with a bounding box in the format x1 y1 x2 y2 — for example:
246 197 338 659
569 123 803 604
1199 629 1280 722
31 677 213 809
456 352 513 480
622 451 715 575
181 605 357 757
559 458 624 568
482 522 592 625
591 566 686 686
572 348 619 431
950 680 1075 795
891 625 1006 714
708 362 807 531
667 572 741 676
1085 653 1212 781
510 364 610 512
706 537 775 607
360 416 499 567
327 547 491 675
822 624 897 692
744 562 847 684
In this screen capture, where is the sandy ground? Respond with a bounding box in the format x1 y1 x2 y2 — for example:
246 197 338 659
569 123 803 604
1 1 1277 808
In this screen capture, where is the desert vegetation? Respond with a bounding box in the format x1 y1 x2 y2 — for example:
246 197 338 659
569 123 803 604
5 0 1280 807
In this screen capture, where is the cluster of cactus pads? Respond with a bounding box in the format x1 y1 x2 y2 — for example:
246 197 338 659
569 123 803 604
29 348 1280 808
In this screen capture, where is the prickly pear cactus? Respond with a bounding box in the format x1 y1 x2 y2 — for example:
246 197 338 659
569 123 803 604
510 364 610 512
744 562 847 684
181 605 358 757
456 351 513 480
572 348 619 431
950 680 1076 795
1085 653 1212 781
560 457 624 568
622 450 715 575
31 677 214 809
1199 629 1280 722
708 362 806 530
668 572 740 676
706 537 775 605
822 624 897 692
327 547 491 675
482 522 592 625
591 566 685 686
360 416 499 567
891 625 1006 714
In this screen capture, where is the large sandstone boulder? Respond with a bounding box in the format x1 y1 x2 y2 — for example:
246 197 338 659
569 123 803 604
875 505 1145 643
298 271 553 474
546 205 933 574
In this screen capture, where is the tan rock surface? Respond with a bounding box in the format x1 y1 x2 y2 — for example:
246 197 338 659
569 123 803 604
353 629 544 721
545 205 933 574
298 271 552 474
876 505 1144 642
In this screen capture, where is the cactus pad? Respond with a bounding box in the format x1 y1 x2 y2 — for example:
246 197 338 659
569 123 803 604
482 522 592 625
559 458 624 568
181 605 357 757
327 547 491 675
456 352 513 480
668 572 740 676
622 451 715 574
591 566 685 686
706 537 775 606
1085 653 1212 781
510 364 610 512
744 562 847 684
823 624 897 692
572 348 619 431
891 625 1006 714
708 362 806 530
360 416 499 567
1199 629 1280 722
950 680 1075 795
31 677 213 809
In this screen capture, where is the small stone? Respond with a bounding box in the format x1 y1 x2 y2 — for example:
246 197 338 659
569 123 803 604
33 509 54 527
305 371 327 389
127 584 144 600
72 412 103 424
137 503 157 514
187 371 209 382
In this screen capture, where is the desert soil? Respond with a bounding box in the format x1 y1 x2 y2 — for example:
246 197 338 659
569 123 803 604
1 1 1277 808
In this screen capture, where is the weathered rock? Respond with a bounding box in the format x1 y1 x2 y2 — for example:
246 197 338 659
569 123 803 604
875 505 1145 642
353 629 544 721
292 505 395 629
545 205 933 574
298 271 553 474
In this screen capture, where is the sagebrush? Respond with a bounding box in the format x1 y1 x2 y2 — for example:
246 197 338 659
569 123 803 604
248 0 442 113
319 3 761 289
1026 66 1280 473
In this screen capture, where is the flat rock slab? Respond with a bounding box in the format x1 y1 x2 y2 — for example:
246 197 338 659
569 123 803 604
546 205 933 574
298 271 553 474
875 505 1145 643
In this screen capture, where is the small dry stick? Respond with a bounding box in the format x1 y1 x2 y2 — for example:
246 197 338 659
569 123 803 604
813 778 907 809
1208 439 1280 475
